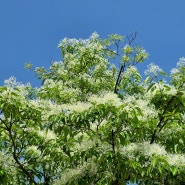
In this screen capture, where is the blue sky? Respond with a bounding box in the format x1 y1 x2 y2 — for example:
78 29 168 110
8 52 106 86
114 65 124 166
0 0 185 87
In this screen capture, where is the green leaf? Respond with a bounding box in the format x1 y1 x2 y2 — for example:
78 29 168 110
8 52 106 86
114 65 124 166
174 144 178 153
147 82 155 91
151 157 156 167
171 166 178 176
144 76 153 84
158 166 162 174
159 71 167 76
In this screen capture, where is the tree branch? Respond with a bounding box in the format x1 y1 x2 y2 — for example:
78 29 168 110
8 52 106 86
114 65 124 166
114 64 125 94
126 32 137 45
111 130 115 153
150 96 176 144
7 123 37 184
113 32 137 94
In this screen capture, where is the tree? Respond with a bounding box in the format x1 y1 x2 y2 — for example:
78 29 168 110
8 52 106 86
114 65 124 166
0 32 185 185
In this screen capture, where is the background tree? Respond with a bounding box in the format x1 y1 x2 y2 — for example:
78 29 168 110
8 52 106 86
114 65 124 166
0 33 185 184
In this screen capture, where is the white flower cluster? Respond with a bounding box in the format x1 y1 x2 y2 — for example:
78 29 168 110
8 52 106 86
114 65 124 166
89 92 122 107
166 154 185 166
122 95 136 105
121 142 185 167
4 76 30 97
170 57 185 79
4 76 18 87
160 124 183 138
58 32 99 49
36 129 57 142
121 142 167 157
144 63 163 76
54 159 97 185
59 37 80 47
25 145 41 157
170 68 179 75
29 99 54 118
123 95 158 121
88 41 103 51
42 79 56 88
177 57 185 68
145 82 164 100
63 102 91 113
72 139 96 153
137 100 158 121
170 57 184 75
170 57 185 82
89 32 99 40
123 44 133 54
45 102 64 116
123 66 139 78
5 77 30 90
0 152 17 183
164 85 178 96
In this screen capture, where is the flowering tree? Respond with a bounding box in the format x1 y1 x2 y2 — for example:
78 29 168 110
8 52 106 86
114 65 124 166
0 33 185 185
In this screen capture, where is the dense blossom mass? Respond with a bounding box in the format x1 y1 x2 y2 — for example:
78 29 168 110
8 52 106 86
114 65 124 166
0 33 185 185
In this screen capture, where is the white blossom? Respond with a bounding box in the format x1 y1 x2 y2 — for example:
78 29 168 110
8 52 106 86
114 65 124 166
123 66 138 78
121 142 185 167
121 142 167 157
54 159 97 185
123 95 158 121
166 154 185 166
63 102 91 113
26 145 41 156
59 38 79 47
72 140 96 152
123 44 133 54
177 57 185 68
36 129 56 142
136 100 158 121
46 130 57 141
89 92 122 107
89 32 99 40
165 85 178 96
144 63 163 76
170 68 179 75
4 76 30 97
58 32 99 49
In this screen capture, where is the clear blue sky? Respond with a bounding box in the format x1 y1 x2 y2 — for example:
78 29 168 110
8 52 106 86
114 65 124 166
1 0 185 87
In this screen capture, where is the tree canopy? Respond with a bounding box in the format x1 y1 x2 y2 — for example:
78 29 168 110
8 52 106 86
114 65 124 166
0 33 185 185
